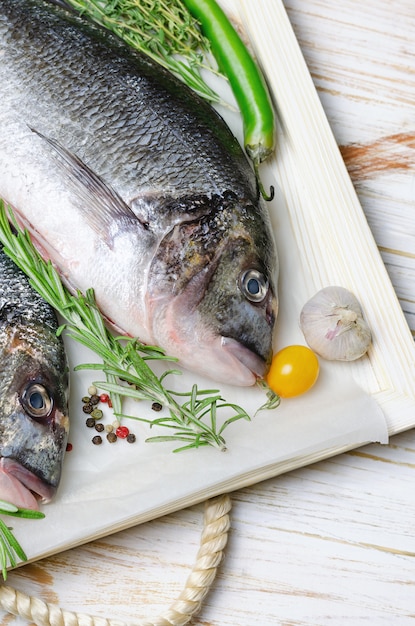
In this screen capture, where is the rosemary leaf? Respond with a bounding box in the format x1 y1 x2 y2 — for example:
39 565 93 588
92 379 159 403
255 380 281 413
0 523 27 562
2 509 45 520
0 537 8 581
0 501 18 514
0 519 28 580
145 435 218 454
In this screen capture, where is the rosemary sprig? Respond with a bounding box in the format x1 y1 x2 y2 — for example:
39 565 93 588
255 379 281 413
0 503 45 580
65 0 226 104
0 201 253 452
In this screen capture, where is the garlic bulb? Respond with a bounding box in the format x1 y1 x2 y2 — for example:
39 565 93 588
299 286 372 361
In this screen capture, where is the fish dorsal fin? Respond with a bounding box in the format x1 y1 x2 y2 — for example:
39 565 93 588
30 128 148 242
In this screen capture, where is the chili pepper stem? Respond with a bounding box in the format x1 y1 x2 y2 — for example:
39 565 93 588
253 160 275 202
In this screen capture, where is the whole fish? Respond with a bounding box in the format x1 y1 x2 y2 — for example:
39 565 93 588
0 0 278 386
0 246 69 510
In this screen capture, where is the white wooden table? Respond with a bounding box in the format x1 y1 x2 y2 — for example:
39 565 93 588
2 1 415 624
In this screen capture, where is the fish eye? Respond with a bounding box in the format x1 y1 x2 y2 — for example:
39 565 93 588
20 383 53 419
239 269 269 303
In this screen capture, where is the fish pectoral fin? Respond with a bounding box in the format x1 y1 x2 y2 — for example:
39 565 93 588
30 128 148 245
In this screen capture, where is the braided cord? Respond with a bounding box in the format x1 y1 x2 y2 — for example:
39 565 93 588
0 494 232 626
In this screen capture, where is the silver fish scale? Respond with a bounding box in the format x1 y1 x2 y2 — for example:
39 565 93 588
0 247 67 386
0 249 58 331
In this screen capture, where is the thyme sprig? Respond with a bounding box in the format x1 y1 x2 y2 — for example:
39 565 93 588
0 503 45 580
0 201 253 452
65 0 226 104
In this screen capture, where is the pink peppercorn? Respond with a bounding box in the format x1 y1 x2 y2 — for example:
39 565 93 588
115 425 129 439
99 393 110 403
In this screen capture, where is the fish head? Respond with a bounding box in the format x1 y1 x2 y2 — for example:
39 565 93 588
0 322 69 510
147 192 278 386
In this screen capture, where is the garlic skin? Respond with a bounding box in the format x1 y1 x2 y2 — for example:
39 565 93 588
299 286 372 361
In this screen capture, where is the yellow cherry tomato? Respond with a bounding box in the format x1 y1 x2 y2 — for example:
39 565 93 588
266 345 319 398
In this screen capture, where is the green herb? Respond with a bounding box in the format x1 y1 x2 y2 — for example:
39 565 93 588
65 0 226 104
0 201 254 452
255 379 281 413
0 504 45 580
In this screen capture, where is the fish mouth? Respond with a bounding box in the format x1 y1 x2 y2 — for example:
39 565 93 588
0 457 56 511
221 337 269 383
150 283 274 386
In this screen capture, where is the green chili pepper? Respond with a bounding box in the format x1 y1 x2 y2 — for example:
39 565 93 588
181 0 275 168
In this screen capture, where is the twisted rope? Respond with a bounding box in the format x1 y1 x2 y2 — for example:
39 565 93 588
0 494 232 626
